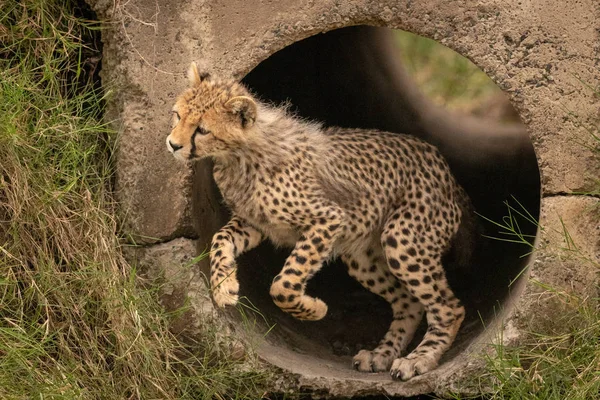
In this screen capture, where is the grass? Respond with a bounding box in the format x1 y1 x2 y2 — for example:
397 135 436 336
394 30 517 122
394 31 498 111
483 286 600 400
0 1 268 398
483 173 599 394
474 198 599 400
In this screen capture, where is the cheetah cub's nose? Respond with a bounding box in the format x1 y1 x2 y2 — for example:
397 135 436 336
167 139 183 152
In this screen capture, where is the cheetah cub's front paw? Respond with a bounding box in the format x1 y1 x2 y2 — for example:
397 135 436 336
212 273 240 308
293 295 328 321
353 349 395 372
389 354 438 381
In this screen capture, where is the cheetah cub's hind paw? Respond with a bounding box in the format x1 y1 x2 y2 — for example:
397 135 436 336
390 354 438 381
353 349 395 372
212 274 240 308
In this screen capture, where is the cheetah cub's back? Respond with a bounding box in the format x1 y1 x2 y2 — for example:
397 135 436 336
166 63 477 381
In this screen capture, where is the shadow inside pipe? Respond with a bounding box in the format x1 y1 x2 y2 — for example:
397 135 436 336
200 25 541 369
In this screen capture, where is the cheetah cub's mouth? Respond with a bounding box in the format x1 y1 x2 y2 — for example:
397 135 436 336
165 62 258 162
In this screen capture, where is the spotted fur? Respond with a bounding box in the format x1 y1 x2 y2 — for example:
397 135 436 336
166 63 475 380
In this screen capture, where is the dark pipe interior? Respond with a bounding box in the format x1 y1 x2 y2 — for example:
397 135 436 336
206 26 541 365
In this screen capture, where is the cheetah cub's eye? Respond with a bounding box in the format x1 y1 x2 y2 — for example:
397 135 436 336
194 126 210 136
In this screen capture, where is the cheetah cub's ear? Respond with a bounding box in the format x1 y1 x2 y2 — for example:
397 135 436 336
225 96 257 129
187 62 210 86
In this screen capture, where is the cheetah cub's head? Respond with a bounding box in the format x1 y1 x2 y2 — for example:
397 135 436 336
166 62 257 161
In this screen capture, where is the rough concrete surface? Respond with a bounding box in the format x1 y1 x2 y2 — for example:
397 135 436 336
129 237 208 335
130 237 248 360
506 196 600 337
88 0 600 396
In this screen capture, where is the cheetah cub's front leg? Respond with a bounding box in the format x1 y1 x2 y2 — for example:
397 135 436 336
269 212 343 321
210 216 263 308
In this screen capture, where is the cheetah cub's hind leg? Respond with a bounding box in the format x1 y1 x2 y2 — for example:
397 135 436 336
342 246 424 372
382 208 465 381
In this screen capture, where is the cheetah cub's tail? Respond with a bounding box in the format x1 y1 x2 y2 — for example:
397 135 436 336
448 186 481 270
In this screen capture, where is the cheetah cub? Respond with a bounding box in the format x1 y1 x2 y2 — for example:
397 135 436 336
166 63 476 381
